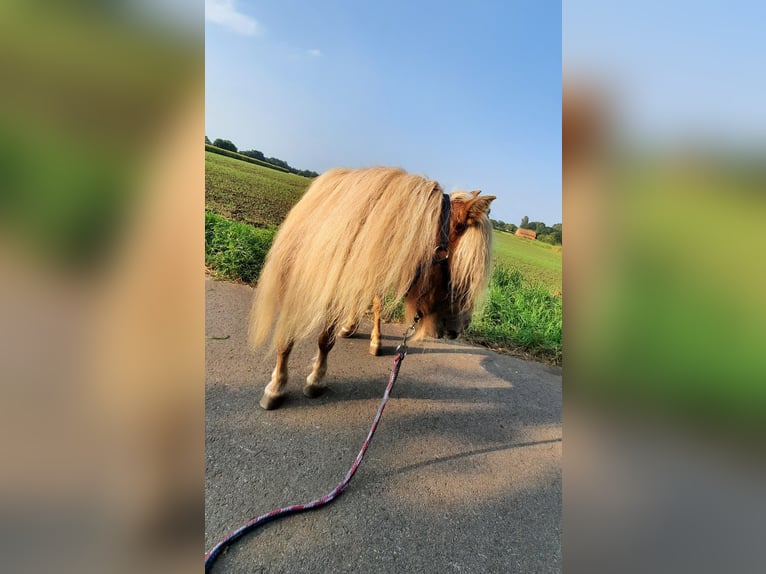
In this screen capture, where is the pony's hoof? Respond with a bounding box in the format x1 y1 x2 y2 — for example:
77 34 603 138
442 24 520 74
303 383 327 398
369 344 381 356
338 325 357 338
259 392 284 410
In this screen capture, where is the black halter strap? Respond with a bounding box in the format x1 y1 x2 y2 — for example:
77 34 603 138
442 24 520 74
435 193 451 262
405 193 451 302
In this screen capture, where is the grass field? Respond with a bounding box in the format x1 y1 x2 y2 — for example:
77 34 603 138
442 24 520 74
491 230 561 293
205 151 311 228
204 151 562 363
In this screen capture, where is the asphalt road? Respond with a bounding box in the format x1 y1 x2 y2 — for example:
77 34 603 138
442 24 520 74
205 278 562 573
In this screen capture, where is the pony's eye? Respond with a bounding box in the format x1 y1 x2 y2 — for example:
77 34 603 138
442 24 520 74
455 222 467 233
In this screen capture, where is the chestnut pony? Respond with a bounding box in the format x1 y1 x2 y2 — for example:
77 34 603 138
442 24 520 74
249 167 495 409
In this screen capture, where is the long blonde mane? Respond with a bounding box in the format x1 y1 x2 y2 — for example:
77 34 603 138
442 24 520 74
448 191 494 311
249 167 445 348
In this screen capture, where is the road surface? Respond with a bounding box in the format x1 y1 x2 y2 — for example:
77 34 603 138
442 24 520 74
205 278 562 573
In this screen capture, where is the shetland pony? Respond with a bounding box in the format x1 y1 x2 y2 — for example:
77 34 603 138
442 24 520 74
249 166 495 410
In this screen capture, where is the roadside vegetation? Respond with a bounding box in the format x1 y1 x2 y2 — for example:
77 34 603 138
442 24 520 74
204 149 562 363
465 266 562 363
205 211 276 283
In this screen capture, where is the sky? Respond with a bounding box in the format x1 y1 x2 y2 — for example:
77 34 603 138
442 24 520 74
564 0 766 147
205 0 562 227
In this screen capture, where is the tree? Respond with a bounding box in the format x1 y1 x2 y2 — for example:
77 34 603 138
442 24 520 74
520 215 529 229
266 156 289 169
490 218 508 232
213 138 237 153
538 233 557 245
205 135 211 145
551 223 562 244
507 223 518 234
241 149 265 161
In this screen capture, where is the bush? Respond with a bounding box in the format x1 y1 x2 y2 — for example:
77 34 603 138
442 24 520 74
241 149 265 161
212 138 237 152
466 265 562 362
205 211 277 283
538 233 557 245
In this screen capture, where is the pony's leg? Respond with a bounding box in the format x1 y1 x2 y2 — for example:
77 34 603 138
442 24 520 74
369 296 382 356
304 325 336 398
338 311 359 338
259 340 294 410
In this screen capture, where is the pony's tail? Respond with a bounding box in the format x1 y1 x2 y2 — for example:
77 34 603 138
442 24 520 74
247 245 282 350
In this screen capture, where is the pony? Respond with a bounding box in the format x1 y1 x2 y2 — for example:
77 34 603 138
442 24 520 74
249 166 495 410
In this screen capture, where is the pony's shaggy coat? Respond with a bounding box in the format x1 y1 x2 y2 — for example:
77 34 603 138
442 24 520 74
249 166 492 349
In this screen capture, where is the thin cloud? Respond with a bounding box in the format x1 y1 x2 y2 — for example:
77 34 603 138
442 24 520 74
307 49 322 58
206 0 260 36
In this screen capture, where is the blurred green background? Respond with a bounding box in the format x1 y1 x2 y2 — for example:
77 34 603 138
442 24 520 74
0 1 200 270
572 154 766 436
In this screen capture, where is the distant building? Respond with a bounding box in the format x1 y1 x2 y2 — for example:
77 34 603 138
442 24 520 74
515 228 537 240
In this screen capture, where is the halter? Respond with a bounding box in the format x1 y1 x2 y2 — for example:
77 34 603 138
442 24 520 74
435 193 451 263
405 193 452 308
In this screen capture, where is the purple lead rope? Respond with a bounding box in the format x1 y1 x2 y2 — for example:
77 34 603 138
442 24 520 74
205 348 408 572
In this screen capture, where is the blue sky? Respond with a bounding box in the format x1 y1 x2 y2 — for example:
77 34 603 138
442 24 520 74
205 0 562 226
564 1 766 146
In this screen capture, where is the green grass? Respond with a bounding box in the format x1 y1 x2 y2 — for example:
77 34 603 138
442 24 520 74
466 266 562 363
205 211 276 283
205 151 311 228
491 230 561 294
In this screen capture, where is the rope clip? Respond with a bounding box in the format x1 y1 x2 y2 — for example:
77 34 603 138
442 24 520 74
396 314 420 356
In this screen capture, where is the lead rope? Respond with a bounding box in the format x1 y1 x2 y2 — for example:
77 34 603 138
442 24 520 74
204 316 420 572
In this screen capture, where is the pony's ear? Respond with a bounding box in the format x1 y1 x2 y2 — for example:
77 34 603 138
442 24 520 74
469 189 481 198
466 195 496 219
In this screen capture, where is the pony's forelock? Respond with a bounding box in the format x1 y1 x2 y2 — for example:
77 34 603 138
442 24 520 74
449 192 493 312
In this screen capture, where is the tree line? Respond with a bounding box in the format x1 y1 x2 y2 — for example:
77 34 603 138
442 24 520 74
490 215 562 245
206 136 320 178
